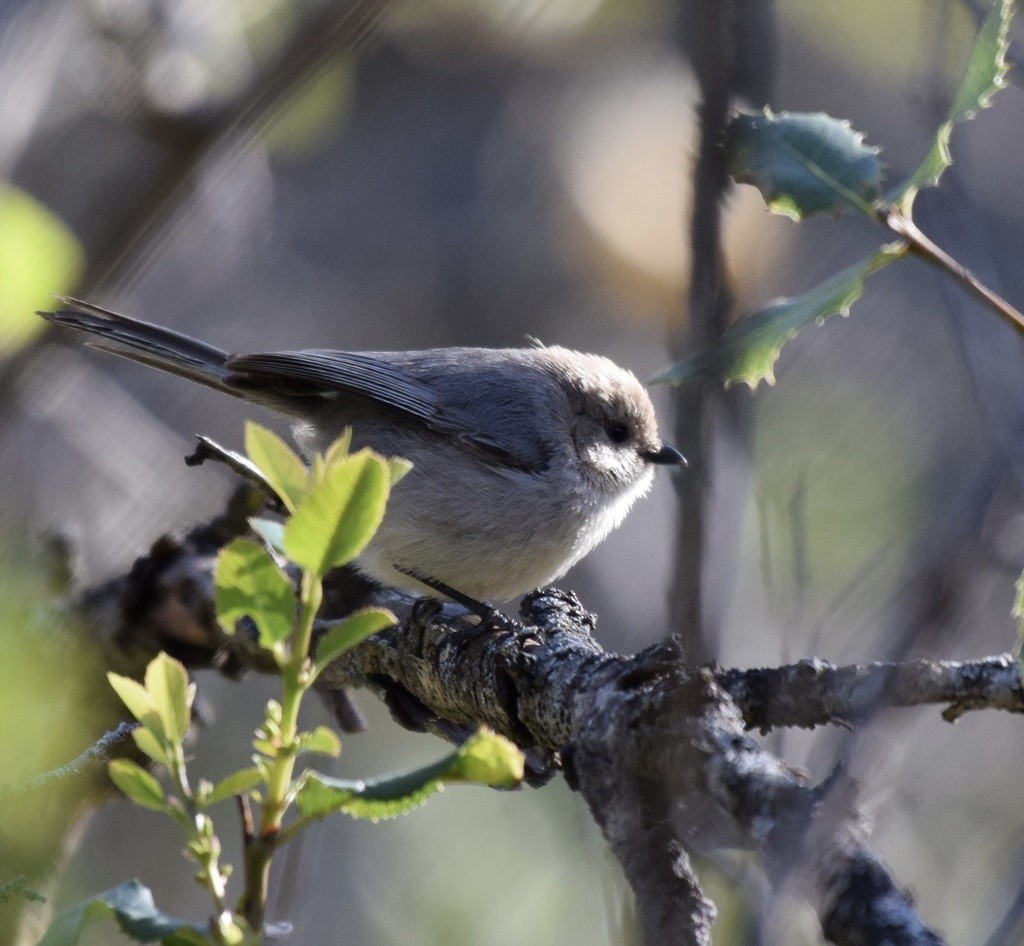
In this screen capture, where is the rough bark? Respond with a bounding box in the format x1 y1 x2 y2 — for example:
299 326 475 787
57 494 1006 945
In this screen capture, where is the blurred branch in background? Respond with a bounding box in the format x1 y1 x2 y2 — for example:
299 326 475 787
668 0 775 664
0 0 390 581
1 0 387 367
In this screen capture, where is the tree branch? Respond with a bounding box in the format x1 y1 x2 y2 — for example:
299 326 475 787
61 497 980 945
718 654 1024 730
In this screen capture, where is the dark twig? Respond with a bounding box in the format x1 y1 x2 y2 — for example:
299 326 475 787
668 0 775 664
718 654 1024 731
0 0 390 414
668 0 741 663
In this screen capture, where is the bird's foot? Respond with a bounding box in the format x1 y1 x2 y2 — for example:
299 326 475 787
393 566 521 632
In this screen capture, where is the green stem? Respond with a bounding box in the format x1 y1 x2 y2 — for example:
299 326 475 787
165 743 237 944
238 572 323 934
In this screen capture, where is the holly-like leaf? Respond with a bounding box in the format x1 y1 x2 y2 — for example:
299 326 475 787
144 653 192 746
244 422 308 512
38 880 206 945
108 759 167 812
727 110 882 219
650 245 906 389
314 608 395 672
215 538 296 649
206 767 264 805
295 729 524 823
283 450 390 577
296 768 443 822
891 0 1013 209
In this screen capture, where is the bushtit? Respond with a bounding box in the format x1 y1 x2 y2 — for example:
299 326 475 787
41 299 684 602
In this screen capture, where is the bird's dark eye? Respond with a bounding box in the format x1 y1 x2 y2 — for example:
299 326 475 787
606 422 630 444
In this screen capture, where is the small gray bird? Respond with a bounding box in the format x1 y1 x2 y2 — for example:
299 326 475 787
41 299 684 602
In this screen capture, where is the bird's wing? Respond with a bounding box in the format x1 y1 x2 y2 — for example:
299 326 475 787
228 350 442 421
227 350 540 471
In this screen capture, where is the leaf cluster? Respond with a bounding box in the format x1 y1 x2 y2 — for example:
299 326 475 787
43 425 524 946
652 0 1016 390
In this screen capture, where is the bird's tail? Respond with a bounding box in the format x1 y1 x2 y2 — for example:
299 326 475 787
40 297 237 395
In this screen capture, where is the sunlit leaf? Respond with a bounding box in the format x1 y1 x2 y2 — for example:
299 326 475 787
107 759 167 812
107 674 163 738
0 184 84 354
244 422 308 512
283 450 390 577
206 767 263 805
727 110 882 219
322 428 353 469
215 538 296 648
443 729 524 787
144 653 192 746
650 245 906 389
891 0 1013 209
297 726 342 758
131 727 168 766
314 608 395 672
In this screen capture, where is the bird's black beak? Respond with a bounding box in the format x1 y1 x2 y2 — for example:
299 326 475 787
642 444 687 466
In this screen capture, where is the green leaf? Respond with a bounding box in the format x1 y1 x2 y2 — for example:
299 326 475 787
891 0 1013 209
0 184 84 354
388 457 413 484
314 608 395 671
108 759 167 812
38 880 206 945
283 450 390 577
215 538 296 649
727 109 882 219
322 428 353 469
144 654 192 746
206 767 264 805
244 422 308 512
295 729 524 822
249 517 286 555
131 727 168 766
107 673 164 737
297 725 342 757
296 768 445 822
650 245 906 389
443 729 525 787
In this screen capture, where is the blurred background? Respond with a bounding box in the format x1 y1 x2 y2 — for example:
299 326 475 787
1 0 1024 943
